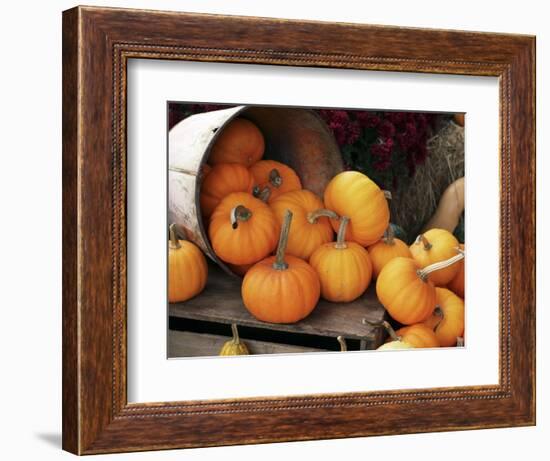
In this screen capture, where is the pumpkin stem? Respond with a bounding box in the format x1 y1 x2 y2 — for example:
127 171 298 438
230 205 252 229
253 185 271 203
307 208 340 224
252 184 260 197
380 320 402 342
169 223 181 249
273 209 293 270
383 224 395 245
269 169 283 188
363 319 402 342
417 252 465 282
230 323 241 345
432 306 444 330
337 336 347 352
335 216 350 249
415 234 432 250
456 336 465 347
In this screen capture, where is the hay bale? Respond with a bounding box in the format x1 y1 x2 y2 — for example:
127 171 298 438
390 120 464 241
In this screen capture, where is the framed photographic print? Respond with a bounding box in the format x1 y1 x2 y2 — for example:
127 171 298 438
62 5 535 455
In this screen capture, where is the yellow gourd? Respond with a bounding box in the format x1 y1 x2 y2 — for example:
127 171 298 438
219 324 249 356
423 177 464 233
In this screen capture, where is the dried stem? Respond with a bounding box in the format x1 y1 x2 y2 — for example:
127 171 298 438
416 234 432 250
363 319 402 343
335 216 350 249
383 224 395 245
417 252 465 282
230 323 241 344
337 336 347 352
269 169 283 188
169 223 181 249
306 208 339 224
230 205 252 229
432 305 444 329
253 186 271 203
273 209 293 270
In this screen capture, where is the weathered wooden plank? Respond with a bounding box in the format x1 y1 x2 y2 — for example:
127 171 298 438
169 263 387 341
169 330 326 358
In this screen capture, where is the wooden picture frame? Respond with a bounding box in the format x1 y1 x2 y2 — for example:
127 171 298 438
62 5 535 455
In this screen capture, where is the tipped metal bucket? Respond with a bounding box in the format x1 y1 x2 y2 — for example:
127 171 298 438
168 105 343 275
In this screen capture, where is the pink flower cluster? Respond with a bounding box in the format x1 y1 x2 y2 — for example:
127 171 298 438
318 109 435 177
168 103 436 188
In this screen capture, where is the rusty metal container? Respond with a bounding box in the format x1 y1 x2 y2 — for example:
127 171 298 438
168 105 343 275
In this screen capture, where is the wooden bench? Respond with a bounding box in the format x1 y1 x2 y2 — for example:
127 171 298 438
169 263 388 357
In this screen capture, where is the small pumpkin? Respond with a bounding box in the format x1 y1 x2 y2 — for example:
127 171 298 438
310 216 372 303
454 113 465 127
323 171 389 246
208 118 264 167
270 189 336 260
410 228 460 286
200 163 255 219
367 225 412 279
209 192 279 265
242 210 321 324
395 324 440 349
447 244 465 298
249 160 302 203
372 321 414 351
219 324 249 356
423 287 465 347
168 224 208 303
376 252 464 325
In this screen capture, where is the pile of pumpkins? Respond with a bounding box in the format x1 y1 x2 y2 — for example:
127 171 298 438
169 117 465 352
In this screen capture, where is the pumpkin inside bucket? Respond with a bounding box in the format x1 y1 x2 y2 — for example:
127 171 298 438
168 105 343 276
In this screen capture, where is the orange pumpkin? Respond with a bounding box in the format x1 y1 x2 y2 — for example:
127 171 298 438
376 257 436 325
208 118 264 167
270 189 336 260
200 163 255 219
395 324 440 348
310 216 372 303
410 228 460 286
323 171 389 246
209 192 278 265
249 160 302 203
454 113 465 127
168 224 208 303
377 252 465 325
242 210 321 324
447 244 465 298
423 287 465 347
367 225 412 279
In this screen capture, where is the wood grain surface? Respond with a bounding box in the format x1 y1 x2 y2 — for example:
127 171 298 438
169 263 386 342
169 330 327 357
62 5 535 455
